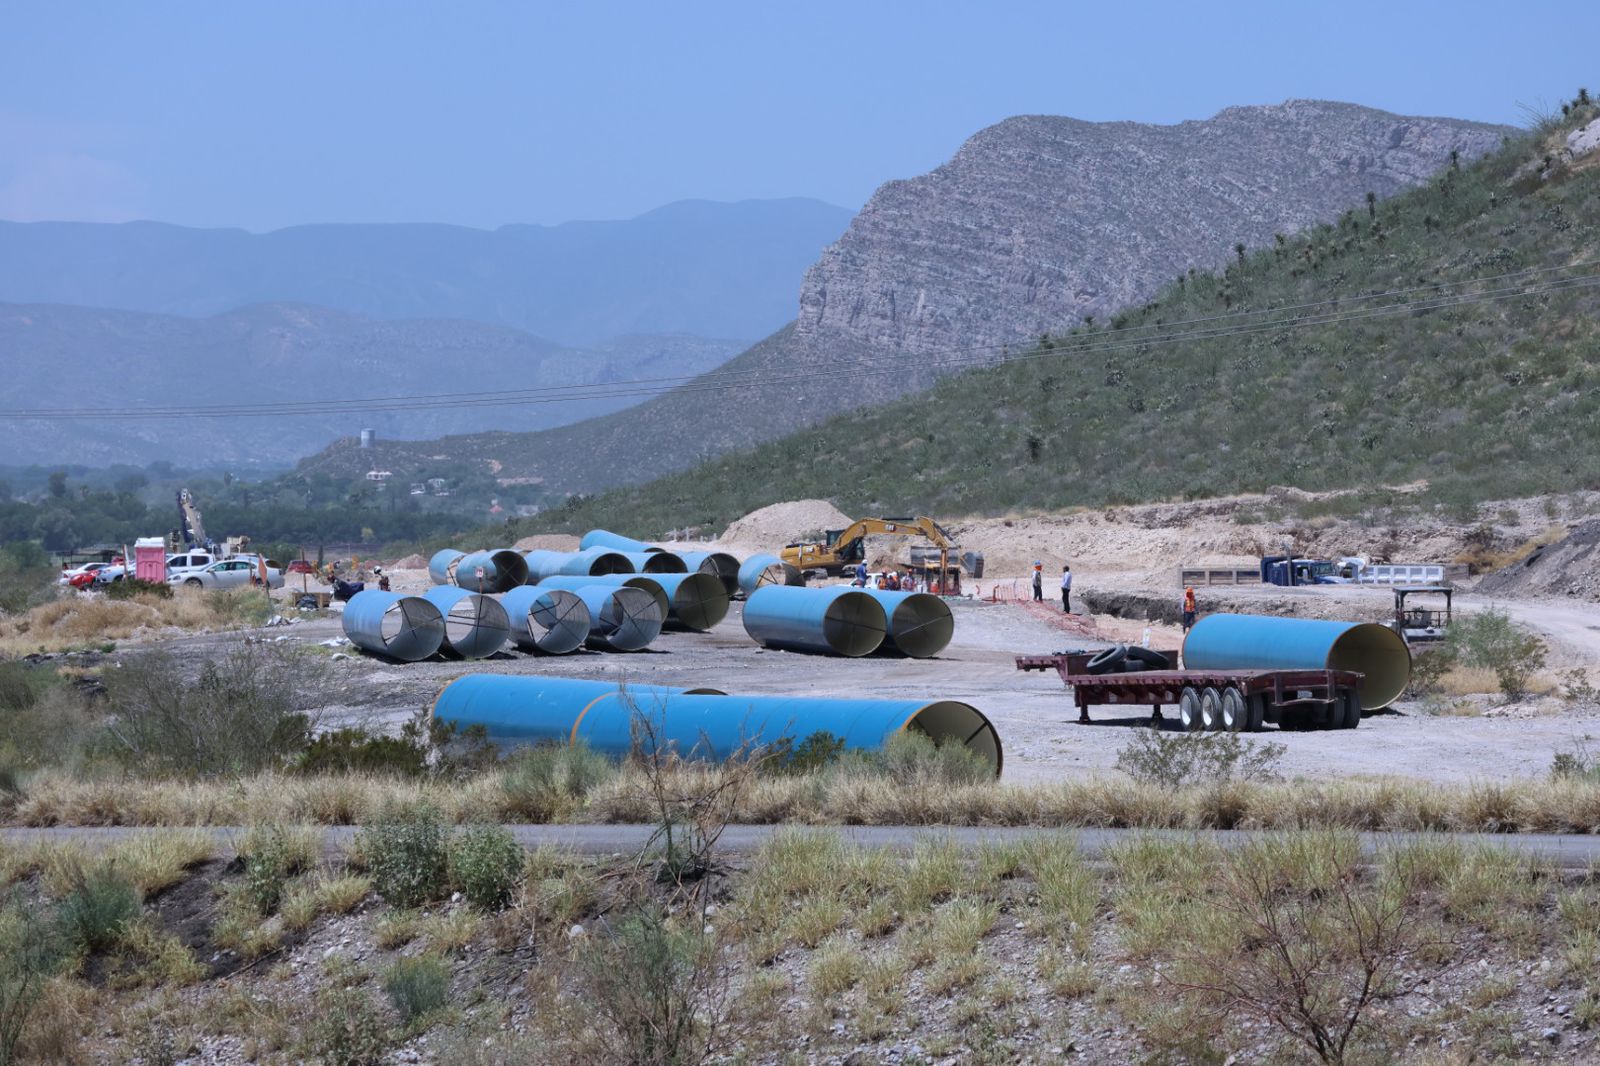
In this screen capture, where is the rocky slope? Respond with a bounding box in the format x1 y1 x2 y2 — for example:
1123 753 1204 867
300 101 1511 492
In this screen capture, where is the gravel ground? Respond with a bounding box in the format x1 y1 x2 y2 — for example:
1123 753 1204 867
152 583 1600 786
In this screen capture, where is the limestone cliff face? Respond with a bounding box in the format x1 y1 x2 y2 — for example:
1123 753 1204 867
796 101 1510 360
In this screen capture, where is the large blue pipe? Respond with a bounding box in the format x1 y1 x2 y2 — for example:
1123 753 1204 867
676 550 741 598
499 586 589 654
420 586 510 659
430 675 1001 775
570 584 665 651
342 590 446 661
1182 613 1411 710
453 549 529 593
743 585 886 656
539 573 727 632
580 529 661 553
522 548 635 582
737 553 802 596
428 549 464 586
853 589 955 659
617 550 687 574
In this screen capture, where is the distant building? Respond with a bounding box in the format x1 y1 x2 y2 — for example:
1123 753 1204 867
359 429 376 449
365 470 393 483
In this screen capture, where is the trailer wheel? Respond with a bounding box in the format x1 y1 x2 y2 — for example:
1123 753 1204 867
1178 686 1203 731
1340 690 1363 729
1246 693 1267 732
1199 686 1224 731
1220 687 1246 732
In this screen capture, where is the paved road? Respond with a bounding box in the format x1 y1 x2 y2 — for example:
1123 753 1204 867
8 824 1600 868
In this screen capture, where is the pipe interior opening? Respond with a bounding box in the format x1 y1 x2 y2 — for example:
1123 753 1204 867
526 589 589 654
1327 624 1412 710
822 592 888 657
441 595 510 658
487 550 529 591
618 577 670 620
597 586 665 651
903 701 1003 777
641 553 688 574
885 595 955 658
379 598 445 661
671 573 729 631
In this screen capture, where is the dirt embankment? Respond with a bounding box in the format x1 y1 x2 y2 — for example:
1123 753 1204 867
1478 519 1600 602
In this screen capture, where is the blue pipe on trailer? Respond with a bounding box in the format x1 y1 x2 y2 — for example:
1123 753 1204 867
737 553 802 596
420 586 510 659
342 589 446 661
743 585 887 656
498 586 589 654
1181 613 1411 710
452 549 528 593
570 584 664 651
539 572 727 632
852 589 955 659
579 529 661 553
429 675 1002 776
428 549 464 586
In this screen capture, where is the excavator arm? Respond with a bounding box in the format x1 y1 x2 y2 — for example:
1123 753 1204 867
782 516 957 574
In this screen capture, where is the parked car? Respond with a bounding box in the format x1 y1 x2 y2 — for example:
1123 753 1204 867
165 552 217 581
59 562 110 586
170 559 284 590
93 565 128 585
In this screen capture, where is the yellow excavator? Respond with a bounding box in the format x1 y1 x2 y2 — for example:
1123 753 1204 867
782 516 960 581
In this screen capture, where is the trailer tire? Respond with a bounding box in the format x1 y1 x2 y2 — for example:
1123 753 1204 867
1246 693 1267 732
1221 687 1246 732
1085 645 1128 675
1340 690 1362 729
1178 686 1203 731
1199 686 1225 731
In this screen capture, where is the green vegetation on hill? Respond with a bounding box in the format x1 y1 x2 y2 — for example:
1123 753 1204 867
505 97 1600 540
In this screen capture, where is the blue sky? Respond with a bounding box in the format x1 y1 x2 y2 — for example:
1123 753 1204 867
2 1 1595 231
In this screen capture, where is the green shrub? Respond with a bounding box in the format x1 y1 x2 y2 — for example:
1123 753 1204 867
447 824 524 911
381 954 450 1024
1447 609 1548 701
104 578 171 600
55 865 140 954
294 727 429 777
0 543 56 616
304 986 388 1066
770 731 848 775
102 642 317 776
356 803 448 909
874 730 992 788
241 826 312 916
578 906 721 1065
0 893 65 1066
500 741 611 821
1114 729 1286 789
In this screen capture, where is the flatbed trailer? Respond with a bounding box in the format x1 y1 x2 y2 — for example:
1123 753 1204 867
1015 650 1365 731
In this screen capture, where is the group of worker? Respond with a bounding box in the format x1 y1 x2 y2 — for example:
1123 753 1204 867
1031 561 1073 613
851 562 920 592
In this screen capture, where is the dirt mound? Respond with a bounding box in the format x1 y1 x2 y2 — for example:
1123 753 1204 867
512 534 581 552
719 500 852 550
389 553 427 569
1477 520 1600 602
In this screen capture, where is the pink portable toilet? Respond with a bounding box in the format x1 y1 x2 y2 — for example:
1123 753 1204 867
134 538 167 583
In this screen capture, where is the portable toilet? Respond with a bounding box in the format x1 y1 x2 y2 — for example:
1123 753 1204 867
134 538 167 582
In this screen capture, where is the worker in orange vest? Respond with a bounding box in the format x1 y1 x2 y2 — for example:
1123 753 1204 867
1182 586 1198 633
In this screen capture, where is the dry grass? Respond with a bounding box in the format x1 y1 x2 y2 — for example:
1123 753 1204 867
1437 665 1558 699
28 828 214 898
0 588 271 655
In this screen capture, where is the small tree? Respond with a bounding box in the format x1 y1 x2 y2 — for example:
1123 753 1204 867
1365 190 1377 220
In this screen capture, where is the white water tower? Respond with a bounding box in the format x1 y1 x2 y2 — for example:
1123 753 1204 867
359 428 376 449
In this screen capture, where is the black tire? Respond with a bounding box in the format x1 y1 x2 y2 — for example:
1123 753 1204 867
1246 693 1267 732
1341 690 1363 729
1200 686 1225 731
1221 687 1246 732
1178 686 1203 731
184 578 202 588
1085 645 1128 675
1125 646 1171 670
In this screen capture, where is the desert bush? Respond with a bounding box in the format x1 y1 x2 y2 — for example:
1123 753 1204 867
768 731 848 775
1551 737 1600 782
356 803 448 908
382 954 450 1024
104 578 171 601
0 664 98 781
1405 646 1458 696
0 893 65 1066
1114 728 1285 789
1447 609 1548 701
101 641 320 776
1563 670 1600 709
447 824 524 911
240 825 315 916
294 727 429 777
304 986 388 1066
55 865 140 954
865 730 992 788
499 741 611 821
0 543 56 617
578 906 726 1066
